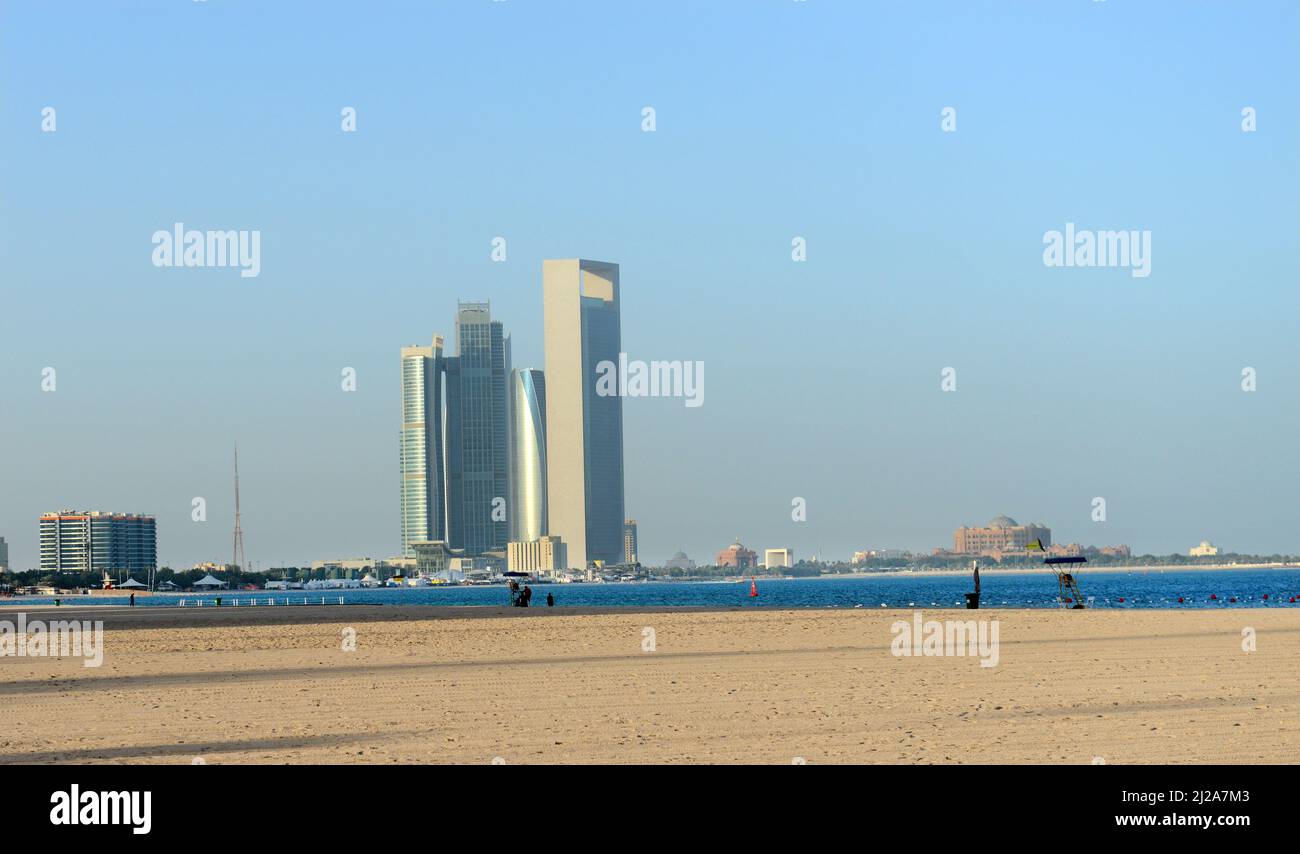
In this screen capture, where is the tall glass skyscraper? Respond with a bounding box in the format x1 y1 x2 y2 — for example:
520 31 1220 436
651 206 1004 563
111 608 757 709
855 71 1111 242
542 259 625 568
445 302 510 556
399 338 445 557
509 368 547 543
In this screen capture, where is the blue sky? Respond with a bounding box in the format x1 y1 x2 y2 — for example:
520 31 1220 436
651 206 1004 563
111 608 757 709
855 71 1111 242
2 0 1297 570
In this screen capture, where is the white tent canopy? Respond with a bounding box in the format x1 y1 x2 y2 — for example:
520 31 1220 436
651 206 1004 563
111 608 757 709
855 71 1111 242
193 574 228 588
118 577 147 588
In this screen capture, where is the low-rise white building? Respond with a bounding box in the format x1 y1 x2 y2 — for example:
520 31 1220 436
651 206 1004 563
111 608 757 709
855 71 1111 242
1189 540 1219 557
311 557 379 574
508 536 568 576
764 548 794 569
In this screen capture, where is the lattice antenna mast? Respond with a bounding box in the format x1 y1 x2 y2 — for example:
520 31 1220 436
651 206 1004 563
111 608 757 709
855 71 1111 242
232 443 247 572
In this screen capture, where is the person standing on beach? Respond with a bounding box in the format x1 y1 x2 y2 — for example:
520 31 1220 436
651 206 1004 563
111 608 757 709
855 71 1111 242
129 593 135 607
547 592 554 607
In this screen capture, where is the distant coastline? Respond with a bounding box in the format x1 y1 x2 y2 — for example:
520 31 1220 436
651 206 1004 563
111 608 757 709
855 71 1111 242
781 562 1300 580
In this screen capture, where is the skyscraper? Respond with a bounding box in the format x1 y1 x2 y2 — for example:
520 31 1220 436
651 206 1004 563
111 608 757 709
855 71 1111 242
509 368 548 543
542 259 625 568
399 338 446 557
445 302 510 555
623 519 638 565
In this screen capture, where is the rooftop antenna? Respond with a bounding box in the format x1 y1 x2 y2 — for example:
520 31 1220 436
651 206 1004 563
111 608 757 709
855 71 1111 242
232 443 247 572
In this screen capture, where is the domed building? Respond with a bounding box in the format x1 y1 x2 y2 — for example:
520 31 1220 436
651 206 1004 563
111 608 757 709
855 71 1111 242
664 550 696 571
954 516 1051 557
715 539 759 570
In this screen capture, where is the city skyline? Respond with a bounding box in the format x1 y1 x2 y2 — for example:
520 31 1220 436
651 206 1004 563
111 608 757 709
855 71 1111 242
3 2 1297 571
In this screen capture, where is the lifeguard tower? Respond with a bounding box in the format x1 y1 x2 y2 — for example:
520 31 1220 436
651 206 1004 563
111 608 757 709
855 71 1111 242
1027 539 1086 608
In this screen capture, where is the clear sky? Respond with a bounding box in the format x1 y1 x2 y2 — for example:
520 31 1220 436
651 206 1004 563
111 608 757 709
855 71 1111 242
2 1 1297 571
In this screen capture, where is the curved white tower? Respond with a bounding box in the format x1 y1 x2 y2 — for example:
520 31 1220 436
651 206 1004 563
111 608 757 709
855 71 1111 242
510 368 547 543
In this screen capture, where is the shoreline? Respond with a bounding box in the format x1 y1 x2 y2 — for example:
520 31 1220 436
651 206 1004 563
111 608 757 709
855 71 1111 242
3 597 1296 629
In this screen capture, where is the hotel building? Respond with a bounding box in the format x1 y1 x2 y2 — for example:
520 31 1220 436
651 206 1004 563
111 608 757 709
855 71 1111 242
953 516 1052 557
716 540 758 570
39 511 157 574
623 520 638 564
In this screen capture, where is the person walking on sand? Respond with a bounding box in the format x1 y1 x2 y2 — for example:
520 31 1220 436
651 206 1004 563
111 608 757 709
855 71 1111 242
547 592 554 607
129 592 135 607
522 585 532 607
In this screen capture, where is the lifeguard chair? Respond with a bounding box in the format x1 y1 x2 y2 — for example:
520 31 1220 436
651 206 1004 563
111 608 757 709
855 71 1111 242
1027 539 1086 609
1045 556 1086 608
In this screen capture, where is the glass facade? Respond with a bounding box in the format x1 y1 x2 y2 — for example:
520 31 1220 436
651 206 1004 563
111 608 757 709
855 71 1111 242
579 278 625 564
510 368 547 543
446 302 510 556
399 339 445 557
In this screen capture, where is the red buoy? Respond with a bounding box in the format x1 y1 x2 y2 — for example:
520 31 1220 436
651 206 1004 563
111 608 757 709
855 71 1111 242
1118 597 1125 603
1229 597 1236 603
1263 594 1269 600
1177 597 1184 603
1210 594 1218 600
749 577 758 598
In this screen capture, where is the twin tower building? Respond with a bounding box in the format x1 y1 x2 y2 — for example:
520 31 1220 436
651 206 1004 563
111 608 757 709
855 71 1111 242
399 259 625 570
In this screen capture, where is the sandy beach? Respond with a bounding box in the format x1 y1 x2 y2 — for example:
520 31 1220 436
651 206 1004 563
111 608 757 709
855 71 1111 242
3 605 1298 764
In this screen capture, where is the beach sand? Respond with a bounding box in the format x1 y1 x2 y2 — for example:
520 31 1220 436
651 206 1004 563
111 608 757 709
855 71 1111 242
3 605 1298 764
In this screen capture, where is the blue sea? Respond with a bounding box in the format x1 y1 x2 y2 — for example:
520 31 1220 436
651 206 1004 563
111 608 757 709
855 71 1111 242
14 568 1300 610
